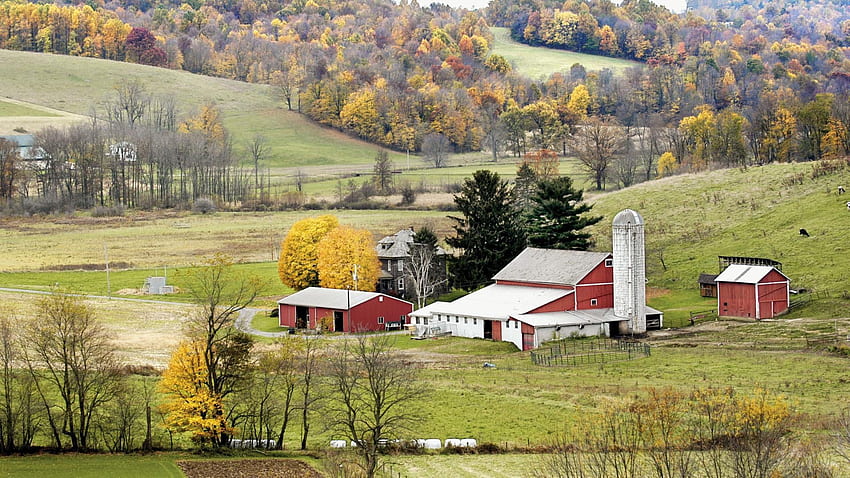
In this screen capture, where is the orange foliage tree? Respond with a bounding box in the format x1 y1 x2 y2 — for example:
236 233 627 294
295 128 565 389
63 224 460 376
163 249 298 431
278 215 340 290
316 226 380 291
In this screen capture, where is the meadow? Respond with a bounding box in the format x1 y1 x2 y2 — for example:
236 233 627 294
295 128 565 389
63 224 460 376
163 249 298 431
490 27 640 79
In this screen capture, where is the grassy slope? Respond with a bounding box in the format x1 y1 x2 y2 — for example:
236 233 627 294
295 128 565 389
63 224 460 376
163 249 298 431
0 49 405 167
0 99 59 117
490 27 640 79
587 162 850 297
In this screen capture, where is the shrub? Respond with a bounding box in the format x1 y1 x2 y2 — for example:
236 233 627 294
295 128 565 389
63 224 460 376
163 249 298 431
192 197 217 214
91 205 125 217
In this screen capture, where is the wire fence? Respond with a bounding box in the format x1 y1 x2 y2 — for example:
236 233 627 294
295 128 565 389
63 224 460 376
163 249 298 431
530 337 651 367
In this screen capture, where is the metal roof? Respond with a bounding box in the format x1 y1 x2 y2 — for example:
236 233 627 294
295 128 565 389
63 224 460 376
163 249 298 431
376 228 447 259
492 248 611 286
613 209 644 226
698 273 718 284
715 265 788 284
415 284 573 321
515 308 620 327
278 287 410 309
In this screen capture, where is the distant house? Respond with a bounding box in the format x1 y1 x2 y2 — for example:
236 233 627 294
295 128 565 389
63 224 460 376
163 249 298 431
278 287 413 332
375 228 448 299
716 265 790 319
0 134 44 161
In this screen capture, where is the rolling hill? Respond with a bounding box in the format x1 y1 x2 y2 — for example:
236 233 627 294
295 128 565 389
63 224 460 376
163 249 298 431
0 49 404 169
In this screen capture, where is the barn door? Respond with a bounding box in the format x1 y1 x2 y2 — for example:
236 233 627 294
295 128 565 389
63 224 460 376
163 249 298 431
522 333 535 351
483 320 493 339
334 311 344 332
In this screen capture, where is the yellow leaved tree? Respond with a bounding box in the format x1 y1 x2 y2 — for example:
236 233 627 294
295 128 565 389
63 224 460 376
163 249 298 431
316 226 380 291
158 340 232 445
278 215 340 290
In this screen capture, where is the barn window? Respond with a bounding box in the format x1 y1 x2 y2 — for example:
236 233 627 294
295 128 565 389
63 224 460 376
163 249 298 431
464 317 468 324
473 318 477 325
378 316 384 324
515 321 519 328
400 315 406 323
590 298 598 306
605 258 613 267
415 317 420 325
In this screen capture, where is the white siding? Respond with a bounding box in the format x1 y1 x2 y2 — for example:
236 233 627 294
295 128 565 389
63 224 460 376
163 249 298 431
502 320 522 350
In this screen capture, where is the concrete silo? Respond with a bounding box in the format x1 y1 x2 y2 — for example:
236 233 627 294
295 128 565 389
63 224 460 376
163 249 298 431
612 209 646 334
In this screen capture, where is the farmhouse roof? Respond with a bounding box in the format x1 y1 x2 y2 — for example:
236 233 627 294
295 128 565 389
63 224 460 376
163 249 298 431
278 287 410 310
376 228 447 258
715 265 789 284
492 248 611 286
413 284 573 321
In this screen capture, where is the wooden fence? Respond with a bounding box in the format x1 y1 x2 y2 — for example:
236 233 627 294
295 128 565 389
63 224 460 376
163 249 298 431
530 338 650 367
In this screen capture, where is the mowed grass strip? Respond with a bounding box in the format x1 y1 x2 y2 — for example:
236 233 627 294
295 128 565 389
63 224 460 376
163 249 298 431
0 98 60 117
490 27 640 79
0 454 185 478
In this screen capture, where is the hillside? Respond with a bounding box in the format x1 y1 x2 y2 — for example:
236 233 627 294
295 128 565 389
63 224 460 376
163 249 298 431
490 27 639 78
587 162 850 298
0 49 403 168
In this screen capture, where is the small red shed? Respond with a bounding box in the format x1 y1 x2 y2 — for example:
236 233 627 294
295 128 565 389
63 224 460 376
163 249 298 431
278 287 412 332
716 265 790 319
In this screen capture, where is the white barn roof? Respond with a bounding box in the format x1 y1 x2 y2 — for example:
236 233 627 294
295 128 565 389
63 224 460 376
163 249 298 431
492 248 611 286
715 265 788 284
414 284 573 321
278 287 410 310
515 308 620 327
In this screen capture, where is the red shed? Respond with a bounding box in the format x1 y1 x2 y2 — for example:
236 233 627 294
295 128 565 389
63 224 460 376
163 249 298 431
278 287 412 332
716 265 790 319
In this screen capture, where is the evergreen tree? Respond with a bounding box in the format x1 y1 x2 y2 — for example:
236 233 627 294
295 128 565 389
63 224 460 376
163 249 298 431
525 176 601 250
446 170 527 291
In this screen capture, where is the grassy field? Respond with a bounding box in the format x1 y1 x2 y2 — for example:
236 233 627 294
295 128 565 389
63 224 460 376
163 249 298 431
0 98 59 117
490 27 640 79
0 50 403 167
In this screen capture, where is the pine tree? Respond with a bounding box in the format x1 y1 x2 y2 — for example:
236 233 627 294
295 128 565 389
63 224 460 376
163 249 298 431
525 176 601 250
446 170 527 291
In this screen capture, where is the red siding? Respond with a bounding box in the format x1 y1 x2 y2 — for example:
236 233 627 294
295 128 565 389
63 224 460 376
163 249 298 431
349 295 412 332
717 268 789 319
577 255 614 285
528 292 577 313
492 321 502 341
575 284 614 310
718 282 756 318
279 294 412 332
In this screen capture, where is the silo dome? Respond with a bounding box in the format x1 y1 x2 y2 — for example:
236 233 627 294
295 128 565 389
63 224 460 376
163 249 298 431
613 209 644 227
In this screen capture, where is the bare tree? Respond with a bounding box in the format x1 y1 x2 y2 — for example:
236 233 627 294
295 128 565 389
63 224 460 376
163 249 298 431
21 292 119 450
297 337 323 450
106 81 150 126
248 134 269 192
421 133 451 168
326 334 426 478
569 117 625 190
834 408 850 467
0 139 20 202
372 150 394 195
405 241 447 309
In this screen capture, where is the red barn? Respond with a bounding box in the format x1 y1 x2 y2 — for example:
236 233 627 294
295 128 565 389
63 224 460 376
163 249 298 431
278 287 412 332
716 265 790 319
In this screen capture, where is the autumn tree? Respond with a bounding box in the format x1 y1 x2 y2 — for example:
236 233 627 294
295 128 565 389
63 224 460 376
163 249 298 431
22 292 119 451
657 152 678 177
524 176 601 250
326 334 425 478
182 254 264 445
447 170 527 291
125 27 167 66
316 226 380 291
0 313 39 452
158 340 231 445
278 215 340 290
523 149 560 181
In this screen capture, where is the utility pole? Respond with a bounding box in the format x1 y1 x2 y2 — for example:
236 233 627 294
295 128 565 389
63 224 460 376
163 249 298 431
104 243 111 299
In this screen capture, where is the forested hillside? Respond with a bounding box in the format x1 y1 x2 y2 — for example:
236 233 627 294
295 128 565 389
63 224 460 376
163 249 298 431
4 0 850 208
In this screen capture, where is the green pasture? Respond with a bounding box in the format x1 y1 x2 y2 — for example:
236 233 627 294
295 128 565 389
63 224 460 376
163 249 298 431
490 27 640 79
0 99 58 117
